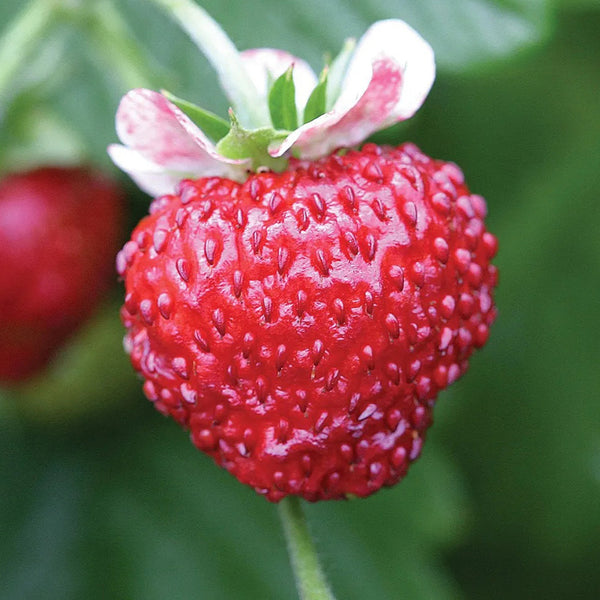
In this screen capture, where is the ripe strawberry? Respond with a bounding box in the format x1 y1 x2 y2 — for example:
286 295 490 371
0 166 124 383
110 9 497 501
117 143 497 501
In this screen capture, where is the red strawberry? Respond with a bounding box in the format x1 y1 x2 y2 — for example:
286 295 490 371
0 166 124 383
117 143 497 501
110 10 497 501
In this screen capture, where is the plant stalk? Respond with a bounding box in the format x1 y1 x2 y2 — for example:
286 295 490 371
149 0 270 128
278 496 337 600
79 0 159 91
0 0 58 105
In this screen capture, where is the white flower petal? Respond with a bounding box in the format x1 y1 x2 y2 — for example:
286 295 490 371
271 19 435 159
346 19 436 122
110 19 435 192
108 144 192 196
112 89 250 194
240 49 318 120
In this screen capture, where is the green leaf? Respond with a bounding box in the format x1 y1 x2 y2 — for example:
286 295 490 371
161 89 230 142
303 66 328 124
216 110 288 171
268 65 298 131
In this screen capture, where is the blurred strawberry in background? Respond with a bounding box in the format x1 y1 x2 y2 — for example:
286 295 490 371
0 166 123 383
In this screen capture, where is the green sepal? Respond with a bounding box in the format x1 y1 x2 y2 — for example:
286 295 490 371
216 110 289 172
326 38 356 110
268 65 298 131
303 66 329 124
161 89 230 142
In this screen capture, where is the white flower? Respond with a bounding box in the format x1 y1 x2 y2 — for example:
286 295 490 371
109 19 435 196
108 89 250 196
272 20 435 159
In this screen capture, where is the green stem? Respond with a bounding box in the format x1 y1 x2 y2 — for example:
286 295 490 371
149 0 270 128
0 0 159 110
278 496 337 600
78 0 159 91
0 0 59 104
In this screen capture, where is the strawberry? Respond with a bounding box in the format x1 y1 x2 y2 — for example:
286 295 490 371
0 166 124 383
118 143 497 501
110 7 497 501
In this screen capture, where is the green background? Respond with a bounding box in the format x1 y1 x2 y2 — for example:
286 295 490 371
1 1 599 598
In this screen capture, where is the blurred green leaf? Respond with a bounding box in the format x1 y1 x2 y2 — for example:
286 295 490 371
559 0 600 10
164 0 554 74
0 416 466 600
1 2 599 600
11 301 140 425
0 101 87 173
418 9 600 599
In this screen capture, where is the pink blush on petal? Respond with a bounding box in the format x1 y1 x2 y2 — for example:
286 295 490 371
116 90 210 170
334 57 404 133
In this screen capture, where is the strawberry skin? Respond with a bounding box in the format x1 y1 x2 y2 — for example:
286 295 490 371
119 143 498 502
0 166 124 383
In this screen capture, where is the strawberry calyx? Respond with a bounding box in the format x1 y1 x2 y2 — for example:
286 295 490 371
216 110 289 173
109 0 436 195
164 92 289 172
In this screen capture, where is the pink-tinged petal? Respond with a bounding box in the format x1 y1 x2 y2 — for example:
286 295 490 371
271 20 435 159
240 49 318 118
108 144 192 197
112 89 250 193
342 20 435 122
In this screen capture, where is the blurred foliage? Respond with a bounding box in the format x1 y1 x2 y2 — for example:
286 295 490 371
0 1 599 599
6 300 140 426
